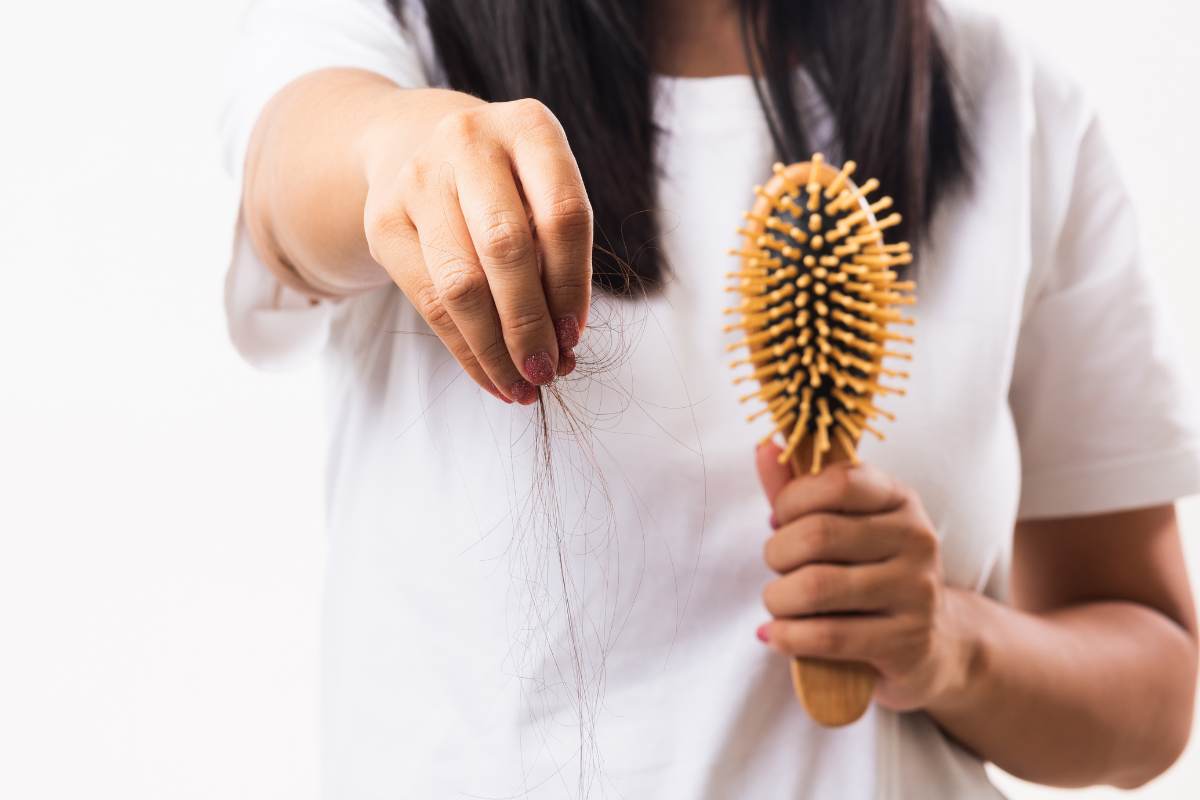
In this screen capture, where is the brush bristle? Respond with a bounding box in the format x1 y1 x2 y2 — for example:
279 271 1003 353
726 155 916 472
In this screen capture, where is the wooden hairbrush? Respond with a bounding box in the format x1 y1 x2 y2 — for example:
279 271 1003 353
725 153 915 727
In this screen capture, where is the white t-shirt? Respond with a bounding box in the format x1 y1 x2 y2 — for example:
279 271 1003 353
222 2 1200 798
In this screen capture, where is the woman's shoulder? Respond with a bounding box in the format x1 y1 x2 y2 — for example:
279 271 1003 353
938 3 1093 132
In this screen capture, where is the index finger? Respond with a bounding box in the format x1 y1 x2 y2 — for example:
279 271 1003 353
453 148 560 385
773 462 907 524
508 104 593 361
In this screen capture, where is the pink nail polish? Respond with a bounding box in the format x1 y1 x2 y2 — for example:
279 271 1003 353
555 315 580 350
769 513 779 529
509 379 538 405
556 348 577 377
524 351 555 385
756 624 770 643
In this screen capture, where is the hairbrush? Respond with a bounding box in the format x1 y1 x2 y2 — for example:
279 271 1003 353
725 154 915 726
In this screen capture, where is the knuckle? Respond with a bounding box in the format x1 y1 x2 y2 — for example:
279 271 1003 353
424 304 454 335
761 581 783 616
476 335 512 369
540 191 593 239
762 535 784 573
548 267 592 304
480 215 534 266
812 621 844 656
456 348 483 374
509 99 570 147
412 284 452 332
437 264 489 309
396 156 428 190
438 108 481 143
510 97 554 127
910 523 939 558
805 515 834 556
803 567 833 609
832 466 855 501
503 308 549 338
363 202 409 248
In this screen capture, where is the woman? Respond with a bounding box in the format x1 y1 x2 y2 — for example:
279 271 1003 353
223 0 1200 797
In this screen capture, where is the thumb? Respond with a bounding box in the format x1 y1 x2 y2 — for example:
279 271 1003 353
755 440 792 504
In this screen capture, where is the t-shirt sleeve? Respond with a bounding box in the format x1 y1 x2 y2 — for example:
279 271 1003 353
1010 96 1200 519
220 0 430 369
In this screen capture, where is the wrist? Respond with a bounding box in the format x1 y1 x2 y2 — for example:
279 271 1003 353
925 586 991 717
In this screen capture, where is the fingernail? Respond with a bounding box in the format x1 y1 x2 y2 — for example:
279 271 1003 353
756 624 770 644
509 379 538 405
523 351 555 385
556 348 577 377
769 513 778 529
555 315 580 351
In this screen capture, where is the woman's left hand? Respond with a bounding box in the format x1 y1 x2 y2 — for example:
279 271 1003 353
754 442 976 713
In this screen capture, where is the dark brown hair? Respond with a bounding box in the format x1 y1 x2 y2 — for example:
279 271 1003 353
388 0 970 294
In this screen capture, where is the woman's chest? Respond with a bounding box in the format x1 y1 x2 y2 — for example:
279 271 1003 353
563 154 1032 592
336 107 1035 595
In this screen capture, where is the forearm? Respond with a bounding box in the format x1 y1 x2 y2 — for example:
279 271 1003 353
241 68 480 296
929 589 1198 789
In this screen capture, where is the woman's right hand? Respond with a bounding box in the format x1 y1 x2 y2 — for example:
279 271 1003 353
362 95 593 405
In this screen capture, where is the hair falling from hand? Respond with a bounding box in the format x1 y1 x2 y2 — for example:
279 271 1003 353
379 0 971 789
504 296 673 798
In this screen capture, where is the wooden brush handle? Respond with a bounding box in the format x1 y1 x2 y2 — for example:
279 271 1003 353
786 439 876 727
789 653 876 727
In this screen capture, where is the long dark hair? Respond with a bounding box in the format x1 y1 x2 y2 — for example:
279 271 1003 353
387 0 971 294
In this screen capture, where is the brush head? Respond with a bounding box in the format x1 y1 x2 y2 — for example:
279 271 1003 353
725 154 916 473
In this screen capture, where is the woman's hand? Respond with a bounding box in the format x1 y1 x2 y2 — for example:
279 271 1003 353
754 442 976 712
243 73 590 404
362 94 593 404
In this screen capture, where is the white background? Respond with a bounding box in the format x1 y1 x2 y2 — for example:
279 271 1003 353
0 1 1197 797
